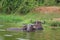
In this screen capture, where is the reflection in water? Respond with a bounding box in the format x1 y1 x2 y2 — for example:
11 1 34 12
26 33 30 39
0 31 44 40
0 36 4 40
15 31 43 40
0 29 60 40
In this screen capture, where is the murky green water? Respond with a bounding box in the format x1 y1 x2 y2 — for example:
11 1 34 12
0 28 60 40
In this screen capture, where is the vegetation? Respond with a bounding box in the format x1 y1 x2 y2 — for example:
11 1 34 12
50 21 60 27
0 13 60 29
0 0 60 14
0 0 60 28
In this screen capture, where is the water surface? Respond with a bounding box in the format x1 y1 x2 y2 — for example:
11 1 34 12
0 28 60 40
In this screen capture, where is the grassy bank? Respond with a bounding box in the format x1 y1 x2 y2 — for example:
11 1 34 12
0 13 60 29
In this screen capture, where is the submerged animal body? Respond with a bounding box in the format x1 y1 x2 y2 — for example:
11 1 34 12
6 21 43 32
6 28 23 31
6 26 43 32
6 25 35 32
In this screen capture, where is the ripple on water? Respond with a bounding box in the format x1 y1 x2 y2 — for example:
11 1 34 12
0 25 4 27
16 38 29 40
4 34 13 37
0 29 6 31
0 36 4 40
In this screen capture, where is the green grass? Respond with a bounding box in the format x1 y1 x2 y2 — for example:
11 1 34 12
0 12 60 28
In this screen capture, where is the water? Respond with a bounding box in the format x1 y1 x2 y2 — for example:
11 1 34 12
0 28 60 40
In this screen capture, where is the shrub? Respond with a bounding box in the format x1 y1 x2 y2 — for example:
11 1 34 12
50 21 60 27
20 7 30 15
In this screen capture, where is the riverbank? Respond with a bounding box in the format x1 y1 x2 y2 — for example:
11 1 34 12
0 13 60 29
